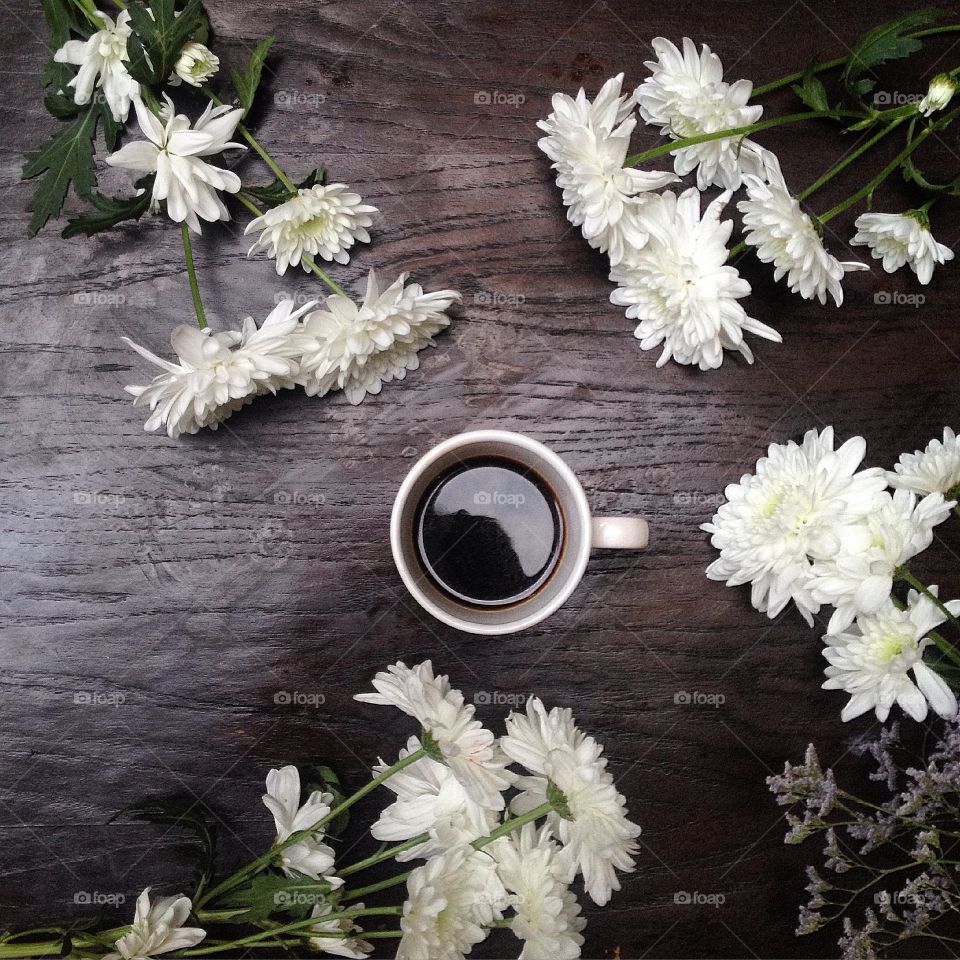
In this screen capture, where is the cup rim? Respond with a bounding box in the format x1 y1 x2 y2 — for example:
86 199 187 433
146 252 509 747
390 429 592 635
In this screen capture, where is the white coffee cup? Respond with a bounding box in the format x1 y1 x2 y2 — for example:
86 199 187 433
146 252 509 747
390 429 649 635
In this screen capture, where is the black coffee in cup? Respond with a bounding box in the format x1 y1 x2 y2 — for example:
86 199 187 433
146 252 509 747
413 456 564 607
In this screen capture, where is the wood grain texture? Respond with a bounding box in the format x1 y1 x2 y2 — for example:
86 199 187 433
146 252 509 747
2 0 960 956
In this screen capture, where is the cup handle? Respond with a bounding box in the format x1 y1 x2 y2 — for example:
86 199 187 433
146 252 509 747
590 516 649 550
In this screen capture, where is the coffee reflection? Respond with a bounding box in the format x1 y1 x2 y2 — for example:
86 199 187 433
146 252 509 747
414 456 564 606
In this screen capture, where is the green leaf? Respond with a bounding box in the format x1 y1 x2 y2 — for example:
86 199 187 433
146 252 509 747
302 763 349 839
63 184 152 238
41 0 82 47
121 795 217 897
217 873 336 921
229 36 275 118
843 7 945 94
126 0 207 86
791 71 831 113
244 166 325 208
22 104 99 237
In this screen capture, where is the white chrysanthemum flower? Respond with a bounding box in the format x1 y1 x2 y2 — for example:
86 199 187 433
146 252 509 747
105 888 205 960
262 766 342 885
122 298 315 439
297 272 459 405
609 187 780 369
738 159 868 305
851 210 953 285
170 41 220 87
888 428 960 496
371 736 499 860
245 184 378 274
495 823 586 960
53 9 140 122
702 427 887 624
810 489 955 633
537 73 677 265
355 661 515 811
106 95 245 233
500 697 640 907
308 902 373 958
635 36 768 190
823 589 960 723
397 846 507 960
919 73 956 117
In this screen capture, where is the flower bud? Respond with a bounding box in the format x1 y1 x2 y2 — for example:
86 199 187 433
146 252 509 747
919 73 956 118
170 41 220 87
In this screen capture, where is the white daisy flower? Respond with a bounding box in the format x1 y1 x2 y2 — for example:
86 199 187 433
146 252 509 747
355 661 515 812
122 298 315 439
823 589 960 723
245 183 378 274
262 766 342 885
105 888 205 960
738 158 868 305
537 73 677 265
810 489 955 633
888 428 960 496
495 823 586 960
851 210 953 284
53 9 140 122
170 41 220 88
297 272 460 405
370 736 498 860
609 187 780 369
919 73 956 117
702 427 887 624
500 697 640 907
308 902 373 958
635 36 768 190
397 846 507 960
106 94 245 233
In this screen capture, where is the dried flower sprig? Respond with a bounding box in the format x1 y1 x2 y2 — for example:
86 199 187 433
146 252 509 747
769 721 960 958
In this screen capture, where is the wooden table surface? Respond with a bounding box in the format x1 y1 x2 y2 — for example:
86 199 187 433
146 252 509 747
3 0 960 956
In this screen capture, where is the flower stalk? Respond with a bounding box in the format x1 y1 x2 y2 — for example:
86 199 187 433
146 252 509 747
181 223 208 330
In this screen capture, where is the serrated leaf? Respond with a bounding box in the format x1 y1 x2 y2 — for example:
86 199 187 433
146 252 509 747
843 8 945 94
217 873 335 921
244 166 325 208
63 185 152 238
229 36 275 118
22 105 98 237
791 71 831 113
121 795 217 897
126 0 206 85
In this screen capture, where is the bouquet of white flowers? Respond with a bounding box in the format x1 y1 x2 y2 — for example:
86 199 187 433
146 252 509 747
24 0 460 438
0 661 639 959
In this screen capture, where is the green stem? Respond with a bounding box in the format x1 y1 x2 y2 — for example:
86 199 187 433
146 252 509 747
180 908 402 956
341 871 411 899
898 570 960 668
236 193 349 297
624 110 862 167
751 25 960 96
197 748 428 908
204 91 296 193
819 108 960 223
338 834 430 878
472 801 555 849
181 223 207 330
0 945 62 959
